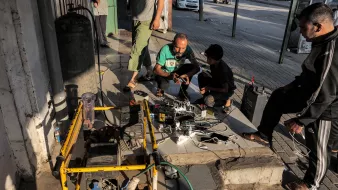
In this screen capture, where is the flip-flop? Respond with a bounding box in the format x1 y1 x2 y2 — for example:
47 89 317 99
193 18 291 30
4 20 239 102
242 132 269 146
128 81 137 88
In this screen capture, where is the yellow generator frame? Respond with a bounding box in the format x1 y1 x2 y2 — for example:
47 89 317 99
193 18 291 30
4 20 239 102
56 100 158 190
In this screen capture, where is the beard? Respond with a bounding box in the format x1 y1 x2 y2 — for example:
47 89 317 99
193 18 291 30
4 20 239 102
175 53 183 59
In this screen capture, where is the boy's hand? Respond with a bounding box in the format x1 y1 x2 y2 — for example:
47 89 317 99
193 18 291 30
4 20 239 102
200 86 209 95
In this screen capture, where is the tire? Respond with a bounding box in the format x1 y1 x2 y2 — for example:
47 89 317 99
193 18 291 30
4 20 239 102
174 0 179 9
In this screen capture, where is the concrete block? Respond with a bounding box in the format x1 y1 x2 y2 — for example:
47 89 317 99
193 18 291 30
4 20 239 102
217 156 284 186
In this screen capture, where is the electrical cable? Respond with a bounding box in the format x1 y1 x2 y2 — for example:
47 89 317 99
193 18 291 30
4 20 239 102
289 132 311 158
132 162 194 190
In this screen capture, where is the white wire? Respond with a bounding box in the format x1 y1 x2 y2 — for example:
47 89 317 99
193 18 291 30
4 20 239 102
289 132 311 158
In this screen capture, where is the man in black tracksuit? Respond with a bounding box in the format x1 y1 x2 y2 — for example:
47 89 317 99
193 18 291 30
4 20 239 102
243 3 338 189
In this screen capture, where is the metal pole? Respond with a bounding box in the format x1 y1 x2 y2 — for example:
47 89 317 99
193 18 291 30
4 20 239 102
199 0 204 21
232 0 239 38
278 0 298 64
37 0 69 136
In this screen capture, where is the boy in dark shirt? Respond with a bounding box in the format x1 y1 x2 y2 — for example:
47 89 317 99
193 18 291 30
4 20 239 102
197 44 236 112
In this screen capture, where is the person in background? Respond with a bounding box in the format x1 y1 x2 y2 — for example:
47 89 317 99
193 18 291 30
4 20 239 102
93 0 109 48
242 3 338 189
153 33 200 100
197 44 236 113
124 0 164 90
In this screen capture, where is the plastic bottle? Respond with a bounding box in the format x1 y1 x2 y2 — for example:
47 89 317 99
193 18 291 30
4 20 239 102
54 127 60 143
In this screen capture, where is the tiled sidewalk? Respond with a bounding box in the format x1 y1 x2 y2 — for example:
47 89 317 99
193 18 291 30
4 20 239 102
105 9 338 187
161 8 338 189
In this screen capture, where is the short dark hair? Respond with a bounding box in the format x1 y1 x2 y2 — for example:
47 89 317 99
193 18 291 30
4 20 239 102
205 44 223 60
173 33 188 42
299 3 333 24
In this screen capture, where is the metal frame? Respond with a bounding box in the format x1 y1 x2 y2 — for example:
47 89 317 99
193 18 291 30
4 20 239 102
58 100 158 190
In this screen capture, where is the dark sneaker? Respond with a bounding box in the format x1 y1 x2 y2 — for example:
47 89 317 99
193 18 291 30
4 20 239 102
285 180 309 190
138 74 153 82
223 100 232 114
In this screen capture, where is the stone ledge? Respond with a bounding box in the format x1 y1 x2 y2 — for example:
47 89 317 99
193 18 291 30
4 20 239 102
162 147 277 165
218 156 284 187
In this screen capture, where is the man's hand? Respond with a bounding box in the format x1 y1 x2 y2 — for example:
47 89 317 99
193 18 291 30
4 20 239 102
151 18 160 30
284 119 303 134
200 86 209 95
171 73 180 84
179 74 190 85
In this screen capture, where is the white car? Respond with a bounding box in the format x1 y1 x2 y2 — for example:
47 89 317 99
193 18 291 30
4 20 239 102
173 0 199 11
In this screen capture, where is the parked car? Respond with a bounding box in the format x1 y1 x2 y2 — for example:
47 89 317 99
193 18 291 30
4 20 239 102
173 0 199 11
213 0 232 4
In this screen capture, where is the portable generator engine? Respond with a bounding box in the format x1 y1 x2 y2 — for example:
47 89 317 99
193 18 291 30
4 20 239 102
84 125 121 189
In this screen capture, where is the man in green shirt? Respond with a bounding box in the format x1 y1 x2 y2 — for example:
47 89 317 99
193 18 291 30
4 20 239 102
153 33 200 100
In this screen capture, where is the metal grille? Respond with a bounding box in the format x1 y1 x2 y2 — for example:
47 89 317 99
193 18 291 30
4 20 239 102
54 0 91 18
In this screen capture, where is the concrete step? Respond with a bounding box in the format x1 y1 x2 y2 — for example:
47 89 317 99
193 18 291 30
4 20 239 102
216 156 284 189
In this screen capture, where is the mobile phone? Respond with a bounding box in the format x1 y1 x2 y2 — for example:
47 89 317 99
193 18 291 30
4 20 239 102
179 78 187 83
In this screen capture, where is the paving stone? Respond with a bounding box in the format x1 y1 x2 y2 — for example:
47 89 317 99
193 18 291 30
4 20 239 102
271 141 285 153
322 177 338 190
326 171 338 185
288 164 305 179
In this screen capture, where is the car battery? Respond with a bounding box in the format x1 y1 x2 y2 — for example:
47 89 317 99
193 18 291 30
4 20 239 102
240 84 268 127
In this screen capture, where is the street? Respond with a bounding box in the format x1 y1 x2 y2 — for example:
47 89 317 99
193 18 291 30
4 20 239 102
175 0 288 50
172 0 307 64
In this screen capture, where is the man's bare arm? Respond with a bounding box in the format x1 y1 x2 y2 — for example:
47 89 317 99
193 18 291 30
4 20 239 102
153 64 170 77
152 0 164 29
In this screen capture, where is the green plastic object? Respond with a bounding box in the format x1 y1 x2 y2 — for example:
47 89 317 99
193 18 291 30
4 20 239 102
134 162 194 190
107 0 118 35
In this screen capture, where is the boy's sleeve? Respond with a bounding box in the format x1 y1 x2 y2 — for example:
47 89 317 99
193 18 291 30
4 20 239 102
156 46 167 66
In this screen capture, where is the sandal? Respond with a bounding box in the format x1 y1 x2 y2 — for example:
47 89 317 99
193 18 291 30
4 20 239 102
123 81 137 92
242 132 269 146
156 89 164 97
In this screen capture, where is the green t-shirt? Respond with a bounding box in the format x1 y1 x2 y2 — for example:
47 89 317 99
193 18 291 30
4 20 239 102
156 44 194 73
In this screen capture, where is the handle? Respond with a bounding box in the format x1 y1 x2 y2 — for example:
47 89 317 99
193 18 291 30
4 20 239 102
52 155 65 179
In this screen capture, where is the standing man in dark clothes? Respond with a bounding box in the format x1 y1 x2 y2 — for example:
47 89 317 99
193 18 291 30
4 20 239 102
93 0 109 47
242 3 338 189
197 44 236 113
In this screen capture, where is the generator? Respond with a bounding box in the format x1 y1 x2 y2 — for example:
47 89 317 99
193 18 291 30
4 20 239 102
240 84 268 127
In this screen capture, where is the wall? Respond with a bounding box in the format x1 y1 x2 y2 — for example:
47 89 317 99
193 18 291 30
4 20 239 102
0 0 56 187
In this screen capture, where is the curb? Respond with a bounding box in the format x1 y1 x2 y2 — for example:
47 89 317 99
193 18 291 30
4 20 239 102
250 0 290 8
